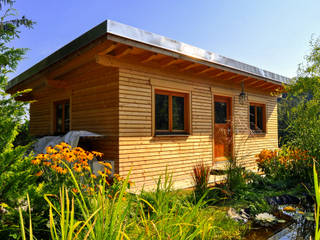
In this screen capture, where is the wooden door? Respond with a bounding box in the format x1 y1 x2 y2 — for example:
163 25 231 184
214 95 232 161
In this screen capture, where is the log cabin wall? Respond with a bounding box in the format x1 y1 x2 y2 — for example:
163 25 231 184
29 62 120 171
117 65 278 189
28 56 278 189
118 68 213 189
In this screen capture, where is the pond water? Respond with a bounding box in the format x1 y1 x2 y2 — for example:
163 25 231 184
245 206 315 240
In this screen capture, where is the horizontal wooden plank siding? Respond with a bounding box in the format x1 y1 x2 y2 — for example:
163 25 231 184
118 66 278 189
28 54 279 189
118 68 214 188
29 62 120 170
233 94 278 170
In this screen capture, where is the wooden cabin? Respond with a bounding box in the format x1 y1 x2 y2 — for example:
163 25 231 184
7 20 288 189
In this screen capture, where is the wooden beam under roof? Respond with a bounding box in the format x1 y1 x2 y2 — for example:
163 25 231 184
211 71 229 78
98 42 118 55
246 79 261 86
179 63 198 72
113 46 133 58
230 75 249 83
161 58 181 68
141 53 158 63
214 72 235 81
194 67 213 75
251 81 271 88
262 84 279 91
222 74 240 82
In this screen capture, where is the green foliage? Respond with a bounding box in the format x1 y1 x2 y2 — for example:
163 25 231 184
13 121 35 147
256 147 315 187
314 163 320 240
281 37 320 161
225 162 248 194
19 168 247 240
191 162 210 201
0 2 38 238
0 0 36 204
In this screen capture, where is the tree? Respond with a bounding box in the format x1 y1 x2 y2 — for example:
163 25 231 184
284 37 320 160
0 0 35 203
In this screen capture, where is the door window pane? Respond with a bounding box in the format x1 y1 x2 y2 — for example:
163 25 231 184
172 96 184 130
155 94 169 130
215 102 227 124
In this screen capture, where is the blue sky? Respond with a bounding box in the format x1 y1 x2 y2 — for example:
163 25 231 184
9 0 320 79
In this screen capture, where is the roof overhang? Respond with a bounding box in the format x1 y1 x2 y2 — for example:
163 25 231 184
6 19 289 92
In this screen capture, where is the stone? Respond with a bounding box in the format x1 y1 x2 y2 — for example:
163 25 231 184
228 208 249 223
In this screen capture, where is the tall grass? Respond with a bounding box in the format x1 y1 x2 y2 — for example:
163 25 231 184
19 194 32 240
314 163 320 240
192 162 210 200
20 166 245 239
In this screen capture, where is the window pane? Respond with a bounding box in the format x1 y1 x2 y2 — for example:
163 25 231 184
172 96 185 130
215 102 227 124
257 106 263 131
56 104 63 133
155 94 169 130
250 106 255 130
64 102 70 132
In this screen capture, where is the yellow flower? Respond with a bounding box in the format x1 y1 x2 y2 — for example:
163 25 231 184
104 168 111 175
72 188 79 194
46 146 57 154
98 170 106 177
99 162 112 169
91 174 97 179
43 161 51 166
31 158 41 165
0 203 9 208
128 180 134 187
92 151 104 157
35 171 43 177
73 164 82 173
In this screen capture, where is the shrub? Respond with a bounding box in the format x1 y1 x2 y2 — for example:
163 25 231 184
256 147 314 186
225 162 248 194
31 142 101 192
191 162 210 200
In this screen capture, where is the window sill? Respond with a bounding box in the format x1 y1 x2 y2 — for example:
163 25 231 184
251 132 266 137
154 132 190 137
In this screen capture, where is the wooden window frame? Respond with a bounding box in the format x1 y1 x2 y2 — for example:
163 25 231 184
249 102 266 134
154 89 190 136
54 99 70 135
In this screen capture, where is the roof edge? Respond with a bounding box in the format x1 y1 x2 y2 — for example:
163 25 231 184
106 20 289 84
6 20 109 91
7 19 290 92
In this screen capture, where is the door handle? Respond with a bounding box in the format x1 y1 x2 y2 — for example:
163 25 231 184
227 128 231 136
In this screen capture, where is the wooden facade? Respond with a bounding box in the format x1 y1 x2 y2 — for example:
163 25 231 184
7 21 284 190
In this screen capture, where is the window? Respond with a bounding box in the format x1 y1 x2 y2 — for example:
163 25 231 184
54 100 70 135
155 89 189 135
249 103 266 133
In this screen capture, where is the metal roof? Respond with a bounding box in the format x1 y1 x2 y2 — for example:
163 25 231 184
6 19 289 91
